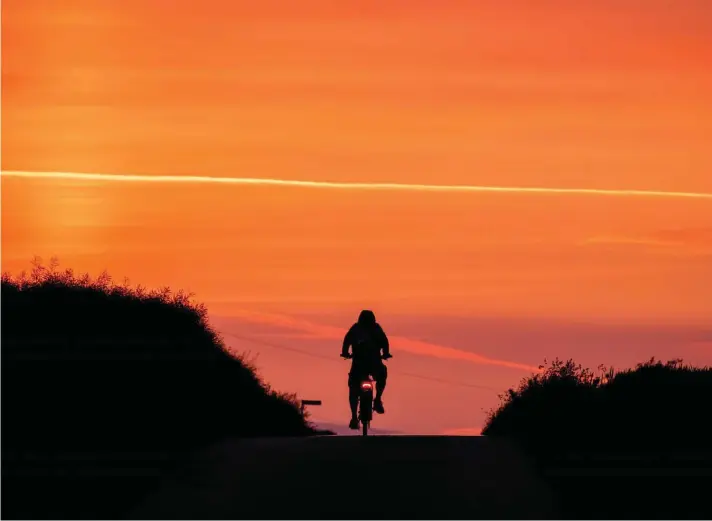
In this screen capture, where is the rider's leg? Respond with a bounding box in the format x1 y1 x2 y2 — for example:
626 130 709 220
347 372 359 428
373 363 387 414
375 363 387 400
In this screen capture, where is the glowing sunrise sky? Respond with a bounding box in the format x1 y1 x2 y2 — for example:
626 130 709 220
2 0 711 433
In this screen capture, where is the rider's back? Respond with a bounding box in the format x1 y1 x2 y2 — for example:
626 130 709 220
347 321 385 368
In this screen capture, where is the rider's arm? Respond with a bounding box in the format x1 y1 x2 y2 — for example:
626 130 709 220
341 325 354 357
377 324 390 357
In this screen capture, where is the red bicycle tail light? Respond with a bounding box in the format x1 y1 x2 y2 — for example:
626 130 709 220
361 382 373 390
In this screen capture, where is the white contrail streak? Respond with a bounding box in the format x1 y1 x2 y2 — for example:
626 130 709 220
2 170 712 199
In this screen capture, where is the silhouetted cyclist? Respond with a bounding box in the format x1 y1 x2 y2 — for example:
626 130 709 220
341 310 391 430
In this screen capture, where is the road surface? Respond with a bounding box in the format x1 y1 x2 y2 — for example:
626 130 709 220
129 435 557 519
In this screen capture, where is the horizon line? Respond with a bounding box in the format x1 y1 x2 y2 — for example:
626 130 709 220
3 170 712 199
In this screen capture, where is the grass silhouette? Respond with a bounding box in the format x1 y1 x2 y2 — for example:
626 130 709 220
482 357 712 519
2 258 330 519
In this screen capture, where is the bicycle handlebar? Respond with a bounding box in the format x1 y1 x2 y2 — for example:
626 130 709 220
340 353 392 360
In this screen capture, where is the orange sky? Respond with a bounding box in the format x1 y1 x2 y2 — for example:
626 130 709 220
2 0 712 433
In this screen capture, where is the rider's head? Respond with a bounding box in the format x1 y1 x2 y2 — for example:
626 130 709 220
358 309 376 325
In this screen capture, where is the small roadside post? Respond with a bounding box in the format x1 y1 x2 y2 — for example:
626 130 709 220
300 399 322 416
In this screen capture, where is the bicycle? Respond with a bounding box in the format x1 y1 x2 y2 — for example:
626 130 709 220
341 353 392 436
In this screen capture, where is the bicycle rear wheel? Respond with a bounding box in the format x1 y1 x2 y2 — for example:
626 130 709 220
359 391 372 436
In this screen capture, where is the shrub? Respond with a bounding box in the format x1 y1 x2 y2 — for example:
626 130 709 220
1 258 327 519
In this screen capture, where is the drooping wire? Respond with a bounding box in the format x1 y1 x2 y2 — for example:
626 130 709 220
220 329 504 393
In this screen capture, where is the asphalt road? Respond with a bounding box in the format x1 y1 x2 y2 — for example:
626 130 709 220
129 435 557 519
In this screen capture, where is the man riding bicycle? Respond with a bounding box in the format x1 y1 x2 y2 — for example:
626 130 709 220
341 310 392 430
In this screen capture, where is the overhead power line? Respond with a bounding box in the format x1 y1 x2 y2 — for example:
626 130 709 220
220 329 504 393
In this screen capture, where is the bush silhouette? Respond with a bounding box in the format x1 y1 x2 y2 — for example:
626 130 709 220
482 356 712 447
2 258 327 519
482 357 712 519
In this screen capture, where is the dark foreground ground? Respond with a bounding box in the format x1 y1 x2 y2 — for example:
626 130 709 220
129 435 557 519
6 435 711 519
